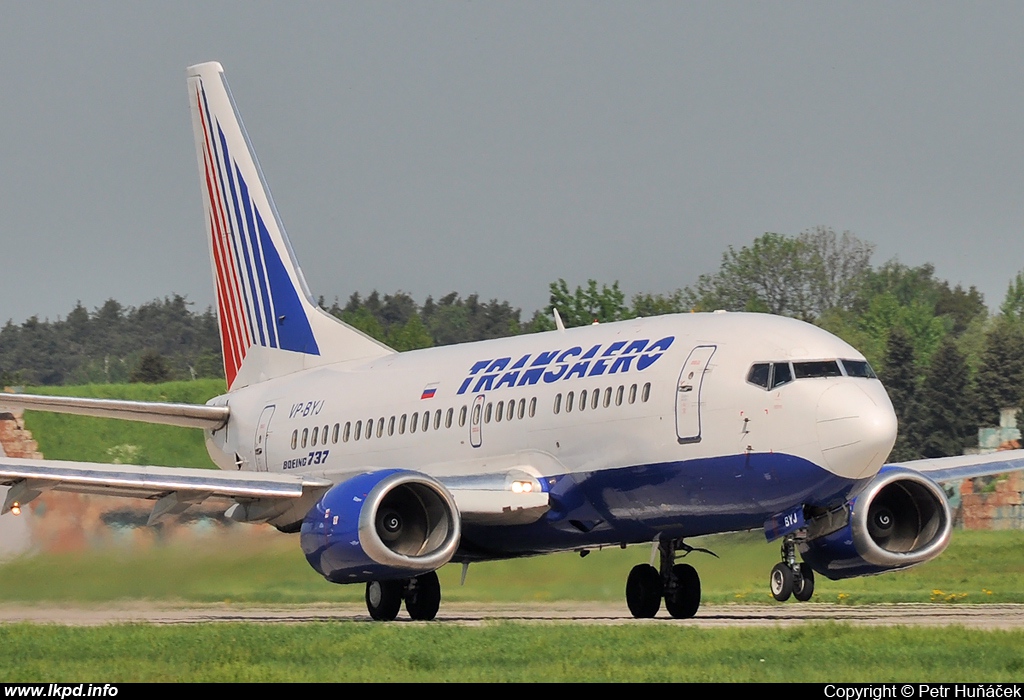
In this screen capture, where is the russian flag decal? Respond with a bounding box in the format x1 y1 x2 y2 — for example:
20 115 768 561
421 384 438 400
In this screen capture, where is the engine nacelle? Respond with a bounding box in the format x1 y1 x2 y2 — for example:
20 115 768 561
798 467 952 580
300 469 461 583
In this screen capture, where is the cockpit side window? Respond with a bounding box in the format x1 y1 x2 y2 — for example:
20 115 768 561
841 359 877 378
770 362 793 389
747 363 770 389
793 360 842 379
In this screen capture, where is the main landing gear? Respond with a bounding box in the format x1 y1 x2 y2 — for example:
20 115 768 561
769 534 814 602
625 538 705 619
365 571 442 621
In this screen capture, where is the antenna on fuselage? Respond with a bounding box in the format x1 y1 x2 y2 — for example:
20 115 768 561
552 308 566 332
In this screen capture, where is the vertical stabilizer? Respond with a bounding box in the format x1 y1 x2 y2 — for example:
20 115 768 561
187 62 393 390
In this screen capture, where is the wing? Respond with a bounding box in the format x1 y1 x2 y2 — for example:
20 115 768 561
889 449 1024 483
0 457 331 525
0 392 228 429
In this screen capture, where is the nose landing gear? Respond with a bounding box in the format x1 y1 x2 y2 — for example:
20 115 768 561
625 538 711 619
770 534 815 602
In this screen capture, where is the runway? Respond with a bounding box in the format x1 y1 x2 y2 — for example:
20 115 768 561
3 602 1024 628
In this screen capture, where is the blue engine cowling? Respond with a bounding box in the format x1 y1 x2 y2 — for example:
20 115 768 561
798 467 952 580
300 469 461 583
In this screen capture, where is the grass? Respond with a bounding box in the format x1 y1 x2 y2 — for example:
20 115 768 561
0 529 1022 605
1 623 1023 681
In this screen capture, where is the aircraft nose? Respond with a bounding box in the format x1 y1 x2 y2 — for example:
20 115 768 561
815 382 898 479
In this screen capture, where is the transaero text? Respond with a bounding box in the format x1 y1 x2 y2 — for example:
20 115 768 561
457 337 675 395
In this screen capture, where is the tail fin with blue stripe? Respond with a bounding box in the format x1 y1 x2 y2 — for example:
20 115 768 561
187 62 393 390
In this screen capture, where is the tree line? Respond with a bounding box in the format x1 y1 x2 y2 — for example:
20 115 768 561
3 226 1023 462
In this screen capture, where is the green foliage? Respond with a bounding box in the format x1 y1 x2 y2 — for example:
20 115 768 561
0 295 221 386
684 227 874 321
546 279 628 327
630 289 689 317
970 319 1024 427
905 338 973 458
1000 269 1024 322
857 292 953 369
129 350 171 383
877 328 919 461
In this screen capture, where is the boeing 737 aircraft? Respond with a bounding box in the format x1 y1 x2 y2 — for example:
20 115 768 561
2 62 1022 621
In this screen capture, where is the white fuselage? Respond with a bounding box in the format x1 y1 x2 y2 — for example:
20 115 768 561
205 312 897 554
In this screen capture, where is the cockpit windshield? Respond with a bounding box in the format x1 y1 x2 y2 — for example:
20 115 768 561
746 358 877 390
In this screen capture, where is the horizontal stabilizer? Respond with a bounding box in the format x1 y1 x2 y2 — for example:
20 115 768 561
0 393 229 430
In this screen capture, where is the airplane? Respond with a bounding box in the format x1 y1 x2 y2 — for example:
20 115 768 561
2 61 1023 621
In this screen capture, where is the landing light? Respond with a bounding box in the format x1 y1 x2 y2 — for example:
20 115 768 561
511 481 534 494
10 502 21 516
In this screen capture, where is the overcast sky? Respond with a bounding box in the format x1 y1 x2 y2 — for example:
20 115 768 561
0 2 1021 326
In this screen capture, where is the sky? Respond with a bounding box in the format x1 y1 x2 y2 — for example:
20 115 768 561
0 2 1022 326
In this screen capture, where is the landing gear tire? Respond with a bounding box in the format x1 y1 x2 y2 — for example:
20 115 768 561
665 563 701 619
366 579 404 621
770 562 794 602
405 571 442 621
793 563 815 602
626 564 662 618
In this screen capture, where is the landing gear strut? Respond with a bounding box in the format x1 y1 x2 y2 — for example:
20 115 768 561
365 571 442 621
769 534 814 602
625 538 704 619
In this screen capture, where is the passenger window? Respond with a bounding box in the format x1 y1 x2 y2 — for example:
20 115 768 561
554 393 562 414
496 401 504 422
628 384 637 404
529 397 536 417
311 426 319 446
485 403 493 423
616 386 624 406
472 403 481 426
410 413 418 433
642 383 651 402
291 430 298 450
343 422 351 442
435 410 442 430
591 389 600 410
332 424 340 444
400 414 407 435
353 422 361 442
518 398 526 420
747 363 770 389
377 417 384 438
566 391 574 413
507 401 515 422
579 390 588 411
603 387 612 408
423 411 431 431
388 416 395 436
301 428 309 448
459 406 468 427
445 408 454 429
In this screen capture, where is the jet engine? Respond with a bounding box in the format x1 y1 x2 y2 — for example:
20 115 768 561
300 469 461 583
798 467 952 579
